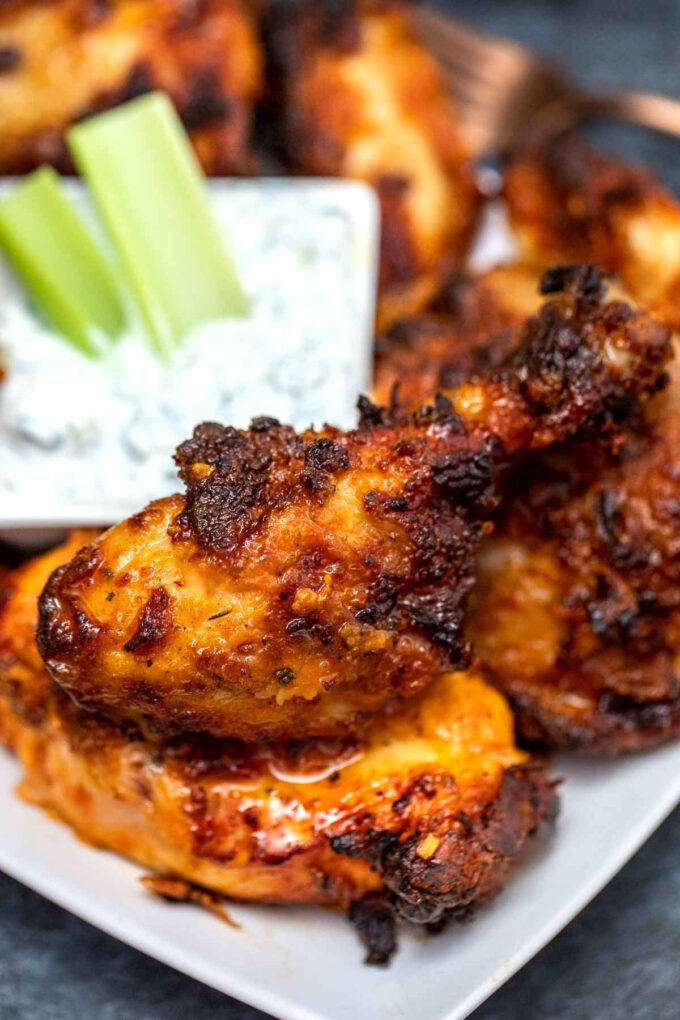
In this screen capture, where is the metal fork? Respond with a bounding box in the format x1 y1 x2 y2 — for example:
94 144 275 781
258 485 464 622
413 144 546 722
415 5 680 158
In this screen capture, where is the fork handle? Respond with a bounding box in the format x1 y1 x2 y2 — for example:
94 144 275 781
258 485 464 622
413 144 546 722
532 90 680 143
578 91 680 138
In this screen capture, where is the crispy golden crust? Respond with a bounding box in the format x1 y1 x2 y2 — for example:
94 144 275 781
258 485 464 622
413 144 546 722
373 257 680 752
0 0 263 174
264 0 480 328
11 675 556 924
506 134 680 330
36 269 672 741
469 354 680 753
0 530 98 741
1 540 556 951
449 138 680 752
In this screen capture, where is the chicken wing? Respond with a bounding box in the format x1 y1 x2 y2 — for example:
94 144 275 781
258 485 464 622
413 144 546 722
1 538 556 960
506 133 680 330
470 364 680 752
464 138 680 751
264 0 480 328
0 0 263 174
36 267 671 741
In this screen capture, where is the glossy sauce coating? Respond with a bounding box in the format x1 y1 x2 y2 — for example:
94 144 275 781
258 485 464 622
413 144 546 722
0 539 556 932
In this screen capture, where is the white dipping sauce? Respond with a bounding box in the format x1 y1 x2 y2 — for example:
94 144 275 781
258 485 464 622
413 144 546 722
0 180 378 509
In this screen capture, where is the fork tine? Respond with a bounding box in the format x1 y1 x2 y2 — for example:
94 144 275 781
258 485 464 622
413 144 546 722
414 7 492 61
414 6 525 64
434 43 508 86
430 48 505 90
415 5 530 86
439 69 505 107
414 4 569 158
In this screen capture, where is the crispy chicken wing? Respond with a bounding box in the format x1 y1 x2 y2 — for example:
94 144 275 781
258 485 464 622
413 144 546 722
470 362 680 752
264 0 480 328
0 0 263 174
1 538 556 959
457 140 680 752
36 267 671 741
506 134 680 330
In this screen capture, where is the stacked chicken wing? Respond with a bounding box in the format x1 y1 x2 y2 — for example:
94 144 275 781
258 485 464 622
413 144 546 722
1 256 672 958
377 134 680 754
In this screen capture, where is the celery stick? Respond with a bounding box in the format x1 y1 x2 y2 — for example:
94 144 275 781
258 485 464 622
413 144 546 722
0 167 125 357
68 92 248 359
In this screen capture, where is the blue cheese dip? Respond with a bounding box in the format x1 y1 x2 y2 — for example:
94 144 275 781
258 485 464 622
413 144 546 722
0 180 378 510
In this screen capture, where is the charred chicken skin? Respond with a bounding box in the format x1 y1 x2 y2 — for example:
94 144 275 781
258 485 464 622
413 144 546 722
264 0 479 328
1 539 556 961
0 0 263 175
470 363 680 753
465 138 680 752
37 267 671 742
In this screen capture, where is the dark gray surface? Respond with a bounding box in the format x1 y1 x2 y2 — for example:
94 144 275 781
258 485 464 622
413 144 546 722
1 806 678 1020
2 1 680 1017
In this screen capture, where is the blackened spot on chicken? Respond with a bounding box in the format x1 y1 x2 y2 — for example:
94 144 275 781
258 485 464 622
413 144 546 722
357 394 389 429
431 450 494 513
0 46 22 73
285 617 334 644
386 497 408 512
432 393 466 433
404 594 470 658
355 575 398 625
124 587 173 655
348 892 397 966
36 547 103 659
332 766 557 928
301 438 350 493
173 421 308 553
540 263 603 298
598 691 680 731
181 70 233 131
305 438 350 474
251 416 281 432
120 62 154 102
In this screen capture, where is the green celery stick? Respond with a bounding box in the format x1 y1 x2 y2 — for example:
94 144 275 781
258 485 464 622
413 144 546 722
68 92 248 359
0 167 125 357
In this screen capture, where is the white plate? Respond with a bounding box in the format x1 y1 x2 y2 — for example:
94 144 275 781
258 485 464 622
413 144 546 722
1 742 679 1020
2 201 679 1019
